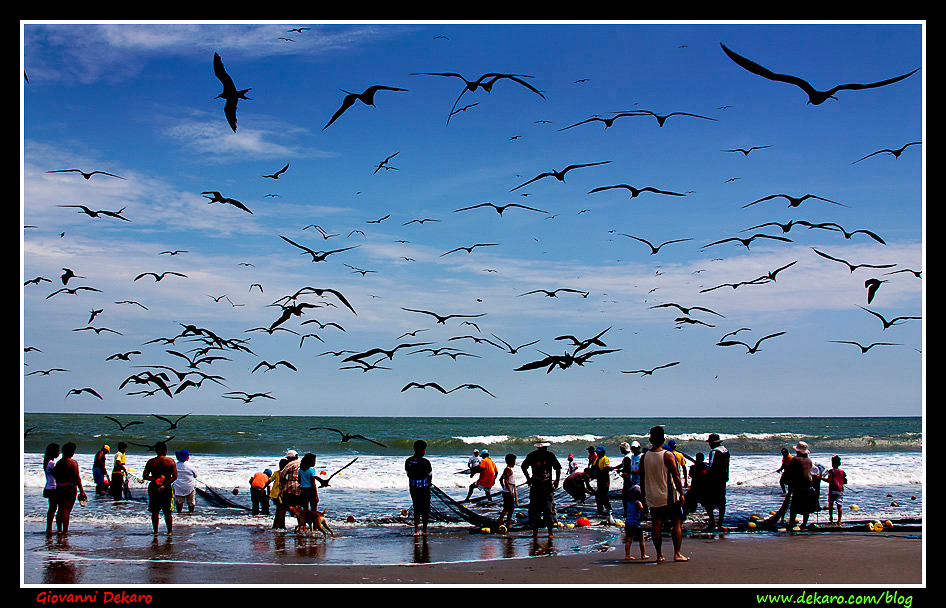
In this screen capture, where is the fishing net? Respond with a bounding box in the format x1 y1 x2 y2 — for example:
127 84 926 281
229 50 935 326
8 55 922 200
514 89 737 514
196 485 252 510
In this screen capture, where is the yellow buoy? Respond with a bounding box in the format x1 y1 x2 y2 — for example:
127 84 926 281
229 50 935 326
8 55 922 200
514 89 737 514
891 501 899 507
884 520 893 529
851 505 859 511
769 510 777 515
498 525 507 534
566 523 575 528
482 527 491 533
748 522 757 529
400 508 408 516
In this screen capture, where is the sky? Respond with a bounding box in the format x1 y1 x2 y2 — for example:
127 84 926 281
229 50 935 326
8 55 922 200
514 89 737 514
21 21 924 419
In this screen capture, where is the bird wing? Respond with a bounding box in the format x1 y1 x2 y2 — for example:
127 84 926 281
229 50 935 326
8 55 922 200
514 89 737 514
509 172 554 192
223 97 238 132
824 68 920 96
720 43 819 98
213 52 236 92
323 93 357 130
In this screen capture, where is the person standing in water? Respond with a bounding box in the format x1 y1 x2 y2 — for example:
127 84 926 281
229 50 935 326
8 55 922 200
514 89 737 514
405 440 433 536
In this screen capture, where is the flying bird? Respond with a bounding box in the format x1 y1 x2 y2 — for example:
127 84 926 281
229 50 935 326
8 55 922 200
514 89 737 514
625 109 717 127
401 381 450 394
402 308 486 325
57 204 132 221
719 43 919 105
440 243 499 256
66 387 103 399
716 331 786 354
252 360 297 373
518 288 589 299
756 260 799 282
702 234 792 250
322 85 407 130
279 235 358 263
557 112 645 131
801 222 886 245
619 233 693 255
314 457 359 488
61 268 84 285
510 161 611 192
152 413 191 430
134 271 187 282
649 303 725 318
864 278 888 304
852 141 921 164
262 163 290 179
46 286 102 299
587 184 686 199
454 202 547 215
72 326 123 336
411 71 545 124
47 169 125 180
213 52 252 132
621 361 681 376
202 191 253 214
812 248 896 273
373 152 399 174
223 391 275 403
104 416 143 431
742 193 848 209
311 427 387 447
25 368 70 376
448 384 497 398
722 145 771 156
106 351 142 361
828 340 901 354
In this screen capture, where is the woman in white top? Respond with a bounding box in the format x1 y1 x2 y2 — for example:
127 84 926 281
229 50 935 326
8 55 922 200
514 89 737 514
43 443 60 535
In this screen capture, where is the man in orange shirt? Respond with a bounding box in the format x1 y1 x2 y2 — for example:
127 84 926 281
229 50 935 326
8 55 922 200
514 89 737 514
249 469 272 515
465 450 498 502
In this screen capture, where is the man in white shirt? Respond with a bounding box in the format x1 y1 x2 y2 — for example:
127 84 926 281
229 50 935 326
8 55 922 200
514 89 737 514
172 449 198 514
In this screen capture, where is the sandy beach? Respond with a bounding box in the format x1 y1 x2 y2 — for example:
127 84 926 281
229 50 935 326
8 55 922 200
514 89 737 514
23 519 923 589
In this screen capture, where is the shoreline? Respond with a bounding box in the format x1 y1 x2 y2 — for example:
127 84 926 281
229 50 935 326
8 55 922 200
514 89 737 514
22 520 924 587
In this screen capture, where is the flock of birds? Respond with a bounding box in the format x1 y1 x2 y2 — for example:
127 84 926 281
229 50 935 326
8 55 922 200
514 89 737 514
24 31 923 450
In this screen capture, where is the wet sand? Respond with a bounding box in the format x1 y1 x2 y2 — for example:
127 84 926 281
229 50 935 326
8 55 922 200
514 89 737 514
22 520 923 588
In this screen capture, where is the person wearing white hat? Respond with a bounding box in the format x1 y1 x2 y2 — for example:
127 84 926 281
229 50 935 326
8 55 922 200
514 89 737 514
279 450 302 513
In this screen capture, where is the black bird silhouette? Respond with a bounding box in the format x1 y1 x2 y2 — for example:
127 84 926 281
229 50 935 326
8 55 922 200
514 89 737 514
449 384 497 398
510 161 611 192
742 193 847 209
756 260 799 282
587 184 686 199
411 72 545 124
106 351 142 361
557 112 644 131
134 271 187 282
649 303 725 318
488 334 540 354
72 326 123 336
342 342 433 363
703 234 792 250
403 218 440 226
720 43 919 105
722 145 771 155
279 235 358 262
47 169 125 180
621 361 681 376
223 391 275 403
554 326 612 354
402 308 486 325
619 233 693 255
57 204 132 221
262 163 289 179
120 372 174 398
314 457 358 488
25 368 70 376
202 191 253 214
46 286 102 299
104 416 143 431
88 306 102 323
322 85 407 130
716 331 786 354
24 276 51 286
801 222 886 245
280 286 357 316
864 278 888 304
213 52 252 132
829 340 900 354
401 381 450 394
269 302 320 329
624 109 717 127
152 413 191 430
883 268 922 279
812 248 896 273
61 268 84 285
853 142 921 164
311 427 387 447
252 360 297 373
440 243 499 257
66 387 103 399
373 152 399 174
130 437 176 451
454 202 547 215
518 288 589 299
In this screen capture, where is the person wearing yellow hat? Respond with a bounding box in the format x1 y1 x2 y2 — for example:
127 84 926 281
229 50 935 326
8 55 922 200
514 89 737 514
92 444 110 495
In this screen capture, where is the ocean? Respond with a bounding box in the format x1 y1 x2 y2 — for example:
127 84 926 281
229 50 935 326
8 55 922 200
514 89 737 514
23 414 923 528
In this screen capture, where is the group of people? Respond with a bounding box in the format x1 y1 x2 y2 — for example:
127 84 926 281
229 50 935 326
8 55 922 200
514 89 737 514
777 443 848 529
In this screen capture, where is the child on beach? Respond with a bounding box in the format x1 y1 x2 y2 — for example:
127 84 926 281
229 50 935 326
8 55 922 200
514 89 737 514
824 456 848 524
623 484 649 560
497 453 519 531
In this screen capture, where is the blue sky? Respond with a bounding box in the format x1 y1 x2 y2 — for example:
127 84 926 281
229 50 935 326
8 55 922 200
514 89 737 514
21 22 924 418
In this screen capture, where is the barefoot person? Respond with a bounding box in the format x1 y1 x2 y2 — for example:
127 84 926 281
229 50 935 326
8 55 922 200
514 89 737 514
51 442 87 535
521 441 562 538
405 440 433 536
43 443 60 534
142 441 177 535
640 426 688 562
